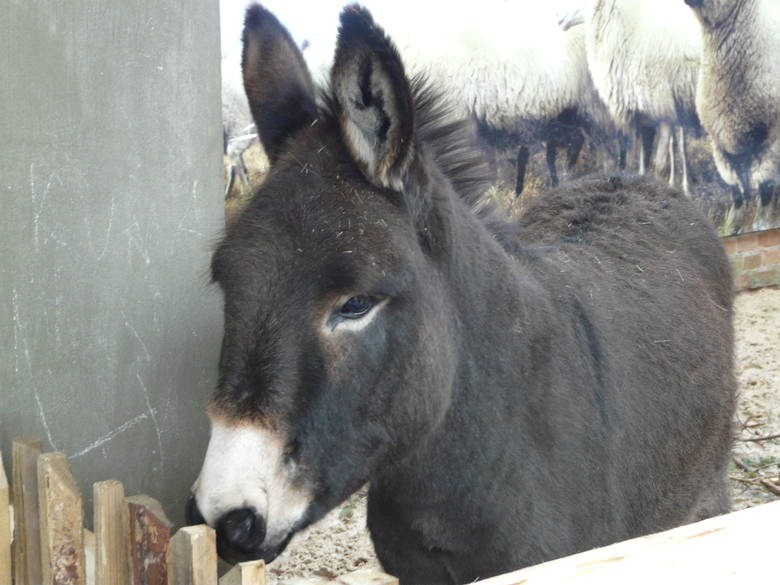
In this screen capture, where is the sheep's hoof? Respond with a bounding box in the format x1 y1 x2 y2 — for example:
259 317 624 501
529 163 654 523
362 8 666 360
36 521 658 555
759 180 776 206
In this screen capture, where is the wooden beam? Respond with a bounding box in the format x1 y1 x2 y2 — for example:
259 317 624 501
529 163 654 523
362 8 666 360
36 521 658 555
473 500 780 584
126 494 172 585
94 480 128 585
0 451 12 585
329 570 399 585
167 525 217 585
219 559 266 585
83 529 95 585
12 437 43 585
38 451 85 585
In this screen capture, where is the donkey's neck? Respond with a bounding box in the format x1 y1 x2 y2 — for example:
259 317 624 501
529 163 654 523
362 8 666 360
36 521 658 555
387 197 554 481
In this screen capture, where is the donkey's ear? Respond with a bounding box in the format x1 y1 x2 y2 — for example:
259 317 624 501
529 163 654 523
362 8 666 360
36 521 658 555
242 4 317 164
331 5 415 190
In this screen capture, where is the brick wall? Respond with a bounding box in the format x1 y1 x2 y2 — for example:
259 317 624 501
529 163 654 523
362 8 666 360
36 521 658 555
723 228 780 290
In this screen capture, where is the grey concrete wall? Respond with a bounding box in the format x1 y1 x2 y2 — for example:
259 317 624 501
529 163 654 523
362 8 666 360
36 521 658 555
1 0 224 525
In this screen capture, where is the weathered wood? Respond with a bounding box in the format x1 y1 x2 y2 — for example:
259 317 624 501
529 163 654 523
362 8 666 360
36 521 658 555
12 437 43 585
474 499 780 584
38 451 85 585
126 494 172 585
83 529 95 585
0 451 11 585
167 525 217 585
218 559 266 585
94 480 128 585
329 570 399 585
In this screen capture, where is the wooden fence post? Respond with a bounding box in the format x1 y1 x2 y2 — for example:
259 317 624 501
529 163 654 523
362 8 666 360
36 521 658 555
330 570 399 585
219 560 266 585
0 451 12 585
126 494 172 585
38 451 85 585
94 480 128 585
12 438 43 585
83 529 96 585
167 525 217 585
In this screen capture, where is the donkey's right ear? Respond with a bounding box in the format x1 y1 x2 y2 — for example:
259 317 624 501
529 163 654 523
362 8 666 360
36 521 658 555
242 4 317 164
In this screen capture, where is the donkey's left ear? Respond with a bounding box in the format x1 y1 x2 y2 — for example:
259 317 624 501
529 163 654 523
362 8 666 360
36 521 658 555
331 5 415 191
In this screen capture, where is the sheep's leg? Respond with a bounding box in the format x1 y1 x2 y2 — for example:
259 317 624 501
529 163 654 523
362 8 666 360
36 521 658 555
652 123 671 178
618 133 629 170
668 128 676 187
638 125 656 175
731 184 745 208
678 126 691 197
236 152 249 189
758 180 775 207
565 130 585 175
736 164 751 206
546 141 560 187
225 164 237 199
515 146 530 197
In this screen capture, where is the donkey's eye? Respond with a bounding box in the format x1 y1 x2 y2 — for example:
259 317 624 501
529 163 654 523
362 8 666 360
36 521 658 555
339 295 375 319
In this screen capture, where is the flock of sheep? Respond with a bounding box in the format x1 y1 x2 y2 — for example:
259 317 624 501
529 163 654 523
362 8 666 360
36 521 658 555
221 0 779 210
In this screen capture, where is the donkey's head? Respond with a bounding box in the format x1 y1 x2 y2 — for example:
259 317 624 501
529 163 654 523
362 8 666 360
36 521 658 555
188 4 475 563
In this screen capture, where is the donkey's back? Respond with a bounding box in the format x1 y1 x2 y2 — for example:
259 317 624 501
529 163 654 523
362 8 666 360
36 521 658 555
504 173 735 541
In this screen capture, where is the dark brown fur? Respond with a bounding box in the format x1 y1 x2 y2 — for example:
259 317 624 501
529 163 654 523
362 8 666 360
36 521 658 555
192 5 736 584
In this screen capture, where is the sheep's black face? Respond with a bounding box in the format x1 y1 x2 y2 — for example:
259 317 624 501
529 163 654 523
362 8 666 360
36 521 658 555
684 0 740 27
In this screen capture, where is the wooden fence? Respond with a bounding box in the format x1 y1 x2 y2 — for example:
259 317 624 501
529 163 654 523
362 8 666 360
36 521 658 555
3 436 778 584
0 438 397 585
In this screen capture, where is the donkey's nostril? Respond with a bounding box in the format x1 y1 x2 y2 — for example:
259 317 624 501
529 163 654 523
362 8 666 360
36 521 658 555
185 496 206 526
218 508 266 553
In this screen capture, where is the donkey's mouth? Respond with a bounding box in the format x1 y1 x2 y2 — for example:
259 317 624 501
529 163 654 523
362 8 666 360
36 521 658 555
217 526 297 565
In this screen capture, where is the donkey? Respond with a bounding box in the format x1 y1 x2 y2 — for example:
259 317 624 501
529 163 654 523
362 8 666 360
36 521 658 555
187 4 736 584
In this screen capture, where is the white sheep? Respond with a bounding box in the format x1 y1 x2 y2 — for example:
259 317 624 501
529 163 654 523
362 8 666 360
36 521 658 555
685 0 780 207
221 47 259 197
560 0 703 195
293 0 619 195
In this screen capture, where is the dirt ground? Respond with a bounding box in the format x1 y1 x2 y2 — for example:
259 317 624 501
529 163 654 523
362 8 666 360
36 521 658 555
264 287 780 584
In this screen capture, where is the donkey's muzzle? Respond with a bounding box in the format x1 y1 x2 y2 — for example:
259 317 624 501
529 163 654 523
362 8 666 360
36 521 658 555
216 508 268 562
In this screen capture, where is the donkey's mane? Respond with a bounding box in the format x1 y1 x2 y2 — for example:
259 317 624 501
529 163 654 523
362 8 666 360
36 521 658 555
318 75 527 254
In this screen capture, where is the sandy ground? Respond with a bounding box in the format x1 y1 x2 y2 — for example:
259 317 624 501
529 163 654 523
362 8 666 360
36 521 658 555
730 287 780 509
264 287 780 584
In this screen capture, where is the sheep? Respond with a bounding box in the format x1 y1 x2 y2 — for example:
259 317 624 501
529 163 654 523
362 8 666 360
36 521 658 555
684 0 780 208
221 47 259 197
261 0 619 197
391 4 620 196
560 0 703 196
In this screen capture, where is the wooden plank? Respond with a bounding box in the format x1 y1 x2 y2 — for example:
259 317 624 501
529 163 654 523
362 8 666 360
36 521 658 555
218 559 266 585
167 525 217 585
0 451 11 585
474 499 780 584
38 451 85 585
330 570 399 585
12 437 43 585
83 529 95 585
93 480 128 585
126 494 172 585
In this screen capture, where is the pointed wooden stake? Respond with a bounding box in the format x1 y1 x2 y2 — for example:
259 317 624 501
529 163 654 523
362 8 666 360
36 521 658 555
83 529 95 585
12 438 43 585
94 480 128 585
126 494 172 585
330 570 399 585
0 451 12 585
38 451 85 585
219 559 266 585
167 525 217 585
